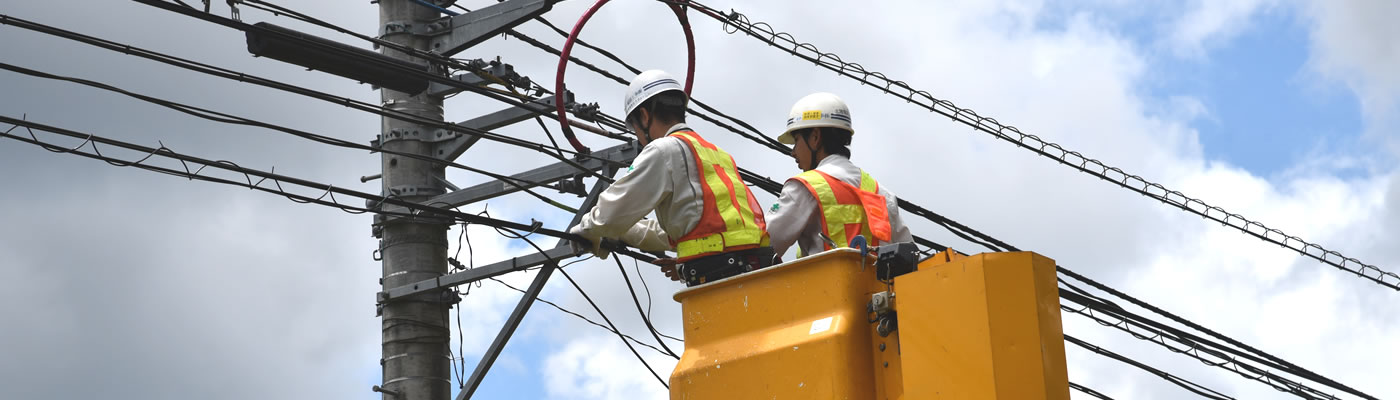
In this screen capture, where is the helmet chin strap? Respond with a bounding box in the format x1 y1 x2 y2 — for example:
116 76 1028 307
802 129 821 171
632 107 655 146
641 108 654 142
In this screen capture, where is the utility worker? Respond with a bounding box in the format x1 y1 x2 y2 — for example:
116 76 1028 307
767 92 913 259
569 70 773 286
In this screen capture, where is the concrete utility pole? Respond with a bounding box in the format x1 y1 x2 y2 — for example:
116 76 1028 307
377 0 452 398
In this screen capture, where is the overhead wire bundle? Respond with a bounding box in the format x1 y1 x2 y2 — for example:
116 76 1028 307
1 0 1386 398
678 0 1400 292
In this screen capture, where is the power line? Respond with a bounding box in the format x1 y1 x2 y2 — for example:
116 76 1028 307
487 276 674 358
238 0 485 84
53 3 1368 396
210 6 1371 397
281 0 790 156
616 256 680 359
528 13 789 154
1064 334 1236 400
0 61 582 213
894 189 1366 398
496 228 671 389
631 257 682 343
220 0 975 259
6 3 1117 397
681 1 1400 292
3 115 677 384
558 267 670 388
1061 291 1342 399
475 23 964 253
234 0 643 146
0 115 582 240
1057 267 1373 399
1069 381 1116 400
844 159 1366 397
428 5 1030 255
0 13 624 184
514 15 789 154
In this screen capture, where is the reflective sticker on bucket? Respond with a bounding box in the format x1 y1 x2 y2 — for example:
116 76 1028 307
809 316 833 335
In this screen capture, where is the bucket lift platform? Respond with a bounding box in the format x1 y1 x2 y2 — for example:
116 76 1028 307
670 248 1070 399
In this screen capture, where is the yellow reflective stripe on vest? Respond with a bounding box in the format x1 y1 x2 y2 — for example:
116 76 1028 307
797 170 880 249
671 132 766 259
859 171 878 192
675 231 770 259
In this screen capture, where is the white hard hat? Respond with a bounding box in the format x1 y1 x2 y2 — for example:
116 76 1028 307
623 70 686 119
777 92 853 145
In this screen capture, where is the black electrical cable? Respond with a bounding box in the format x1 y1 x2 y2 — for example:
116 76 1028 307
458 12 967 255
684 0 1399 291
13 5 1355 398
95 2 1355 394
487 274 675 357
140 0 512 107
558 267 670 389
241 0 482 82
236 0 625 146
635 258 654 318
196 13 1372 394
534 116 566 158
1065 334 1235 400
456 219 486 295
920 204 1363 398
1069 381 1115 400
530 14 789 153
820 149 1373 399
0 61 583 212
131 4 1373 398
1056 267 1369 399
1061 289 1346 399
454 298 467 387
0 14 625 184
516 19 789 155
240 0 951 261
616 256 680 360
495 227 670 388
0 115 587 241
0 121 429 220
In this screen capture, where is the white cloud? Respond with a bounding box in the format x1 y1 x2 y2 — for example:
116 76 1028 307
1299 0 1400 149
1168 0 1282 57
543 333 673 400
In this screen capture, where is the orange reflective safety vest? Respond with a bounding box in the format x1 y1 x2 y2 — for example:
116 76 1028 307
668 130 771 261
792 169 892 250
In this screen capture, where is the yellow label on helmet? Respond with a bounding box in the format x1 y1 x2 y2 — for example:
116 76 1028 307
802 110 822 120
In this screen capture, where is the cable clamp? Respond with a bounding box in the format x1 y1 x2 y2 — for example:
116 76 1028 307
380 20 437 37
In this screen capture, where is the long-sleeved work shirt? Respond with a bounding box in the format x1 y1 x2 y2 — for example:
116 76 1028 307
767 154 913 258
574 123 706 252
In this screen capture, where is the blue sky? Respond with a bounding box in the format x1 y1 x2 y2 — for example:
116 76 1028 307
1035 1 1368 179
1148 8 1365 177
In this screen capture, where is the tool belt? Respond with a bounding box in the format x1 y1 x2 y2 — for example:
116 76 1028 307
678 247 776 287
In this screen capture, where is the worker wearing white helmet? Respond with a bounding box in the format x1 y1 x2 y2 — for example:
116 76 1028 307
570 70 773 286
766 92 913 259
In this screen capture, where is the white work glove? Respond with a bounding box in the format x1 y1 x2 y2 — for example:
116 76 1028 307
568 225 610 260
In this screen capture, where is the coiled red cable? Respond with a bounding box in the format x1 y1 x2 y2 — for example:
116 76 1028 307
555 0 696 153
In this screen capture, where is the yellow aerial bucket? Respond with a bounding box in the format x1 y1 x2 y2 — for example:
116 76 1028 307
669 248 1069 400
